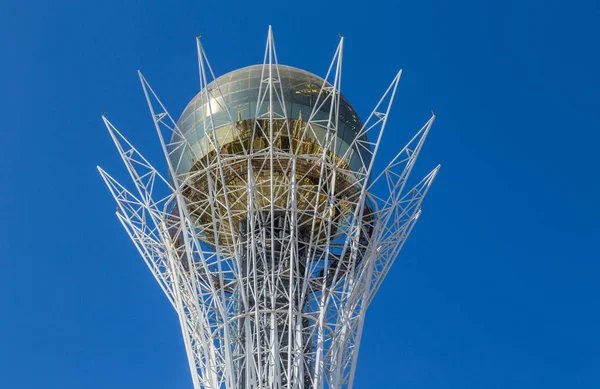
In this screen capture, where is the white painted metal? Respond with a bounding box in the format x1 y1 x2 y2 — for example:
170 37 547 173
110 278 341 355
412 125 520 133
98 26 439 389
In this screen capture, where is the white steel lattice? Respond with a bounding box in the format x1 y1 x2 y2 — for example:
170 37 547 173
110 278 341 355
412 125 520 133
99 27 439 389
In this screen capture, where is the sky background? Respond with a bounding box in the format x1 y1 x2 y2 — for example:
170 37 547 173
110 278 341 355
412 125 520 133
1 0 599 388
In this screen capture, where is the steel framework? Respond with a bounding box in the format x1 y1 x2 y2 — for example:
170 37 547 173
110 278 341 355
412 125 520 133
99 27 439 389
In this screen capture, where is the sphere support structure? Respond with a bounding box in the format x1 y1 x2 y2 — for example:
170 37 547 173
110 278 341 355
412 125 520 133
99 27 439 389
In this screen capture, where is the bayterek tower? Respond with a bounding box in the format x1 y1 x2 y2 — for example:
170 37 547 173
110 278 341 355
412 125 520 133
99 27 439 389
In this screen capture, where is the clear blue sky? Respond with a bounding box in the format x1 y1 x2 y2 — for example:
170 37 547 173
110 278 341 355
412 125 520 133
1 0 599 388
